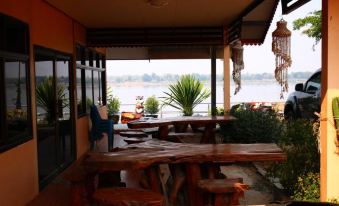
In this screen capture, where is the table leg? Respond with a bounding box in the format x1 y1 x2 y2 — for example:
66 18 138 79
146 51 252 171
158 125 169 140
185 163 203 206
169 164 186 206
200 123 216 144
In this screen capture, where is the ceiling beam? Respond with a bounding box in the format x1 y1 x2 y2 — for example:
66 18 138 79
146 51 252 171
281 0 311 15
87 27 224 47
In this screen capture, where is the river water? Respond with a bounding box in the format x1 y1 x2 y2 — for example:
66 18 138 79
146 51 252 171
108 80 303 116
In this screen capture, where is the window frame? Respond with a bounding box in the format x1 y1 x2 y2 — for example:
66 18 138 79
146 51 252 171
76 45 106 117
0 13 32 153
0 52 32 153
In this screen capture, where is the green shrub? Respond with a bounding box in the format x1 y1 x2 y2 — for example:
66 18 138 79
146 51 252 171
144 95 160 115
267 119 320 198
292 172 320 201
220 109 282 143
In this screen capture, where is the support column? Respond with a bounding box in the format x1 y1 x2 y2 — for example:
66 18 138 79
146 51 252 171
211 46 217 116
223 45 231 112
320 0 339 201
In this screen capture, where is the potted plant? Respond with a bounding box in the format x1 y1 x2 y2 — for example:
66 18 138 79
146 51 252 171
144 95 160 118
163 74 210 116
106 87 121 124
107 96 120 124
162 74 210 132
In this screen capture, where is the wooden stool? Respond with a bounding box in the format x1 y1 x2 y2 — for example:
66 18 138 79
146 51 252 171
93 187 165 206
119 131 148 138
124 138 147 144
198 178 249 206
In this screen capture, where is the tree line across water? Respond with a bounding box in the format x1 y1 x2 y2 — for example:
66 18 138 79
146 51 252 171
107 72 312 83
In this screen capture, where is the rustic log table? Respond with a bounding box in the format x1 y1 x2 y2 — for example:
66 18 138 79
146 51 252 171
85 140 286 206
127 115 237 143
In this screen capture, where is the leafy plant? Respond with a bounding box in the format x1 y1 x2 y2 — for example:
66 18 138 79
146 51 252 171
220 109 282 143
162 74 210 116
267 119 320 197
36 77 67 123
293 10 322 47
144 95 160 115
292 172 320 201
106 86 120 116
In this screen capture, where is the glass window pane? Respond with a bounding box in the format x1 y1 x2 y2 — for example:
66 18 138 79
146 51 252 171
5 60 29 140
56 59 70 120
93 71 100 105
76 68 83 114
85 70 93 112
35 58 54 125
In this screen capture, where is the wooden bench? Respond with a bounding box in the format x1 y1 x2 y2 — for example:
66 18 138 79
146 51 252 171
198 178 249 206
93 187 165 206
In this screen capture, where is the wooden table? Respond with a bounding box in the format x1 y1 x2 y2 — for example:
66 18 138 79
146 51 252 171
127 115 237 143
85 140 286 206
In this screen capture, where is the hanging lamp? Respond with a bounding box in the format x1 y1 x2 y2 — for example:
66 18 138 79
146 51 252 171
272 19 292 99
231 40 244 95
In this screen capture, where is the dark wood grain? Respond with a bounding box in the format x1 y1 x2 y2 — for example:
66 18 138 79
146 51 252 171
127 115 237 129
85 139 286 172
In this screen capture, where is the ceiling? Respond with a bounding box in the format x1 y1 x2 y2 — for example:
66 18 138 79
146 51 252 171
44 0 279 59
45 0 255 28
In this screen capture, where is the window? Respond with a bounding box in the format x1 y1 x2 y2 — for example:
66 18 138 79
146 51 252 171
305 72 321 94
0 13 31 153
76 45 106 116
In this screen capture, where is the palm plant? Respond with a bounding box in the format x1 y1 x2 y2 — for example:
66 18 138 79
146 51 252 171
163 74 210 116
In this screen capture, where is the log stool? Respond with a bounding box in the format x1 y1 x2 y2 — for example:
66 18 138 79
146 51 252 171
93 187 165 206
124 137 147 144
119 131 148 138
198 178 249 206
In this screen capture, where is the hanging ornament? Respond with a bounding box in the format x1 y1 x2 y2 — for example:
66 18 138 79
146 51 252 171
231 40 244 95
272 19 292 99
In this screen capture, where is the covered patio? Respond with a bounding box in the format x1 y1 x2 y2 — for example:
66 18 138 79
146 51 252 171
0 0 338 205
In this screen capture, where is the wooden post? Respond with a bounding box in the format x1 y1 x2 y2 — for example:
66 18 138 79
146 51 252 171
223 45 231 112
320 0 339 201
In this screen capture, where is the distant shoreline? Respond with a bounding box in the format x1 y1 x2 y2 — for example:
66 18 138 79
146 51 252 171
108 79 307 87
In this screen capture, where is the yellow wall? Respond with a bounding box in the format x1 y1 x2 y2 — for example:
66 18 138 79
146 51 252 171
320 0 339 201
0 0 103 205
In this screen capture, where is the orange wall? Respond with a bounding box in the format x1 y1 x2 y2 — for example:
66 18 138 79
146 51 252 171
0 0 99 205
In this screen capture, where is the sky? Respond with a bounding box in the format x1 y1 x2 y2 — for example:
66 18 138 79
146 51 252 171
107 0 321 75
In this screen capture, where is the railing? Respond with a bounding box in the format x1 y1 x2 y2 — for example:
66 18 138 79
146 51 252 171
119 101 285 118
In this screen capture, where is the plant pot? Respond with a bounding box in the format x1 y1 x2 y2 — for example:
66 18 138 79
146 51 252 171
109 114 120 124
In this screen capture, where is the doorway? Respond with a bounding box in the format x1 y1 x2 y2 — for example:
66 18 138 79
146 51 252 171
34 47 75 189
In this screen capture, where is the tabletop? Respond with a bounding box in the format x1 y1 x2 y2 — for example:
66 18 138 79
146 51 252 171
85 139 286 172
127 115 237 129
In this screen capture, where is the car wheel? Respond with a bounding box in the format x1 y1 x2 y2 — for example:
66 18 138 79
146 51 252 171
284 108 295 121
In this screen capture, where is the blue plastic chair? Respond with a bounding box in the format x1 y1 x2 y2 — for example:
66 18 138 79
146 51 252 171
89 105 114 151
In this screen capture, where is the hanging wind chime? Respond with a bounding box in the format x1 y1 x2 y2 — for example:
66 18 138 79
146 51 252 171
231 40 244 95
272 19 292 99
